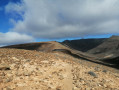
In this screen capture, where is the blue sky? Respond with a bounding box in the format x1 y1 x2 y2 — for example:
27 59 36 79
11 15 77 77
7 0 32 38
0 0 119 46
0 0 10 33
0 0 20 32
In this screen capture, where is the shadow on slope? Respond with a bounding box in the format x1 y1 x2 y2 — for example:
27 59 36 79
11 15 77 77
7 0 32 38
62 38 106 52
87 36 119 66
61 36 119 69
1 39 119 69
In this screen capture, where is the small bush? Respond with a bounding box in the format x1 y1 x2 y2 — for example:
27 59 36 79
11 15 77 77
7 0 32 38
88 71 98 78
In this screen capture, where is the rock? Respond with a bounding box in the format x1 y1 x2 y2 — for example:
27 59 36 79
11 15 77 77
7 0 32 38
3 77 13 83
103 84 107 87
0 64 10 70
0 72 5 76
72 87 78 90
56 86 61 90
25 59 31 63
9 84 16 89
80 80 85 84
59 75 64 80
10 64 17 70
94 67 100 72
23 71 31 76
2 87 12 90
88 71 98 78
12 57 19 61
85 87 91 90
102 70 108 73
6 72 13 77
75 83 80 88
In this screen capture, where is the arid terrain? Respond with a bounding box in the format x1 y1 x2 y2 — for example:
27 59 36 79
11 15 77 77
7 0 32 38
62 35 119 68
0 36 119 90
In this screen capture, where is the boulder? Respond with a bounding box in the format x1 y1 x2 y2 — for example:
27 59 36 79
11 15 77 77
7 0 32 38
0 64 10 70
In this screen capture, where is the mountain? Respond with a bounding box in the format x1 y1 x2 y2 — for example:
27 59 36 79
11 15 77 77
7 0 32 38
62 36 119 67
87 36 119 56
87 36 119 65
62 38 106 52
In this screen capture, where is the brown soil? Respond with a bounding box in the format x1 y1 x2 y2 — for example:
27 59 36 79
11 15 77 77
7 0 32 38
0 48 119 90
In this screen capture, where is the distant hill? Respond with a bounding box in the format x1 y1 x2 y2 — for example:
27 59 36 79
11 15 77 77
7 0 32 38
87 36 119 64
88 36 119 55
62 38 106 52
62 35 119 66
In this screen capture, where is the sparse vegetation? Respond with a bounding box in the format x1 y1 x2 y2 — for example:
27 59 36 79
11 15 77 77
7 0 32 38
0 39 119 89
88 71 98 78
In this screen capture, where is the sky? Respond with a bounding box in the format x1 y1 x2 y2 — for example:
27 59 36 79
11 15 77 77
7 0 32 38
0 0 119 46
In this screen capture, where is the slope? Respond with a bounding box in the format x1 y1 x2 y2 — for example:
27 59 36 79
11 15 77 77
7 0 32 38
87 36 119 65
0 48 119 90
1 41 98 63
62 38 105 52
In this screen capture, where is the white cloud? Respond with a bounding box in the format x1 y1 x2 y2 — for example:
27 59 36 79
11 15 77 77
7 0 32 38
5 0 119 39
5 2 25 16
0 32 34 46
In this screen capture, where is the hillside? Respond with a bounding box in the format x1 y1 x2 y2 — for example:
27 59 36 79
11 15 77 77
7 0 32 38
87 36 119 65
0 48 119 90
3 41 118 68
1 41 98 64
62 38 106 52
62 36 119 68
87 36 119 57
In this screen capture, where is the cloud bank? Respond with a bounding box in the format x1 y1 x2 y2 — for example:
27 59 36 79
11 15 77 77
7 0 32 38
0 32 34 46
1 0 119 46
6 0 119 39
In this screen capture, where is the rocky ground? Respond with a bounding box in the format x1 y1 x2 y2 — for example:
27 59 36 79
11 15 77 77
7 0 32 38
0 48 119 90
